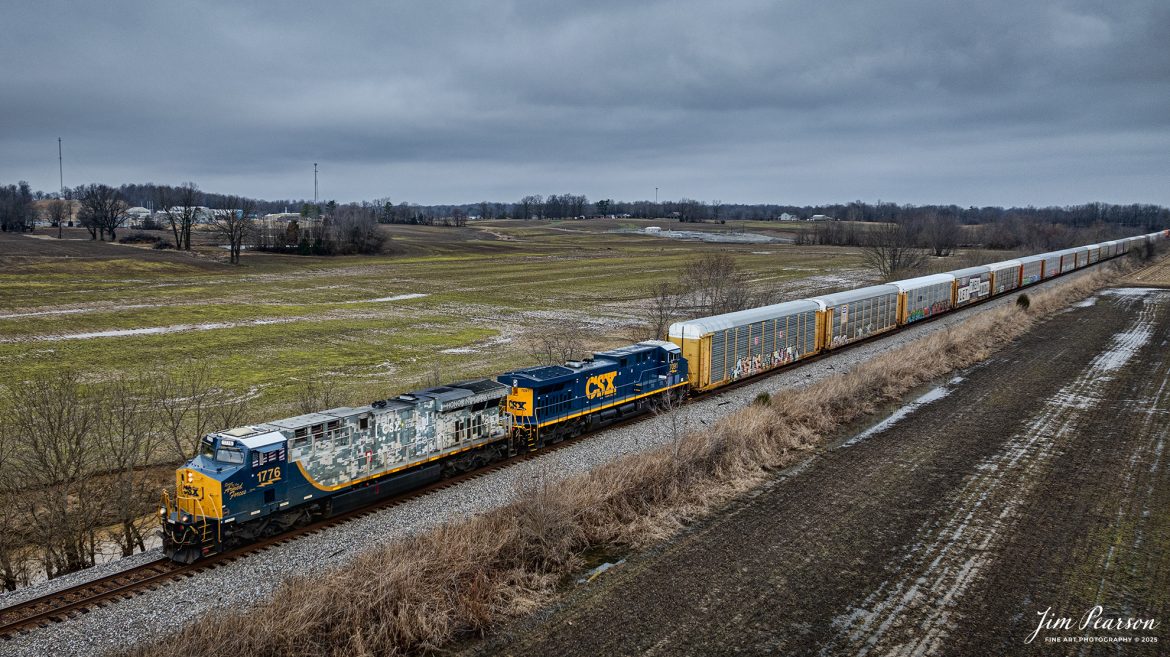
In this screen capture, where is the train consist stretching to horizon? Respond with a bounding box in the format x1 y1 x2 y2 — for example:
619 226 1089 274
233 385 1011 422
162 231 1168 562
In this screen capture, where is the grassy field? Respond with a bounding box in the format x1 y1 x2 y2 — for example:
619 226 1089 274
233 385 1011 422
0 220 872 421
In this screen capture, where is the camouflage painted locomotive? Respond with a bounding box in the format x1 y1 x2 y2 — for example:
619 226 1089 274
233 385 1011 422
162 379 509 562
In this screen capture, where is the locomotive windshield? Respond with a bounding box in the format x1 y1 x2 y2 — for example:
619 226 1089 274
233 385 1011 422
199 440 214 459
215 447 245 464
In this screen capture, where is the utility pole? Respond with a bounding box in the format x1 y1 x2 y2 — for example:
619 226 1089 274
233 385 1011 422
58 138 65 238
314 163 318 204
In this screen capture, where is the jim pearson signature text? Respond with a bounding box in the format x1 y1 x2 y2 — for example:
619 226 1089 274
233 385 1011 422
1026 606 1159 644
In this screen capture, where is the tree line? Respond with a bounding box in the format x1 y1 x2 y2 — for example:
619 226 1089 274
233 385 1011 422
10 178 1170 230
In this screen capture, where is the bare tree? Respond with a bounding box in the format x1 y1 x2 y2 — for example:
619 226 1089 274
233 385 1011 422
676 198 708 223
330 203 387 254
44 198 70 239
297 375 343 414
0 181 36 232
3 372 102 578
426 358 444 388
632 281 684 341
162 182 201 250
75 184 128 241
860 222 928 279
919 213 961 257
152 362 223 461
528 324 587 365
451 208 468 227
94 376 161 557
213 196 256 264
0 414 30 590
679 253 752 316
518 195 543 220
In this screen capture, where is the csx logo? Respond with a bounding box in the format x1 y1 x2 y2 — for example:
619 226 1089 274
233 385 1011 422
508 399 527 411
585 372 617 399
181 484 202 499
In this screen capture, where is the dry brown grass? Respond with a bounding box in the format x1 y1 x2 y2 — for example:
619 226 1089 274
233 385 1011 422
118 258 1150 657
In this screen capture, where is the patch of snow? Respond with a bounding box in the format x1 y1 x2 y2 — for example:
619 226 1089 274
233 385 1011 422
842 376 963 448
344 293 429 303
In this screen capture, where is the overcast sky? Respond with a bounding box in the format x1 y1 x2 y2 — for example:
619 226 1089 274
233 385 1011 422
2 0 1168 207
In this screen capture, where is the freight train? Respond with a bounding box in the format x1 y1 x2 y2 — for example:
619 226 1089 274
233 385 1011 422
162 231 1166 562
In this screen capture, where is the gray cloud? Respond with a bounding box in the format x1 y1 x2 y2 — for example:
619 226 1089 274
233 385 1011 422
1 0 1167 205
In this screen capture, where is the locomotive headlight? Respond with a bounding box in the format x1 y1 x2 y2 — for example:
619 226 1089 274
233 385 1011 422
186 471 194 483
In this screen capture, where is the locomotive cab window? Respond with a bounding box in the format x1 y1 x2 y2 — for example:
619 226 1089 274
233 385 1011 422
216 447 244 464
199 441 214 459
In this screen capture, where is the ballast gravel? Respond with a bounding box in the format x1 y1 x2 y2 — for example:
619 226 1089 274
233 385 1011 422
0 270 1095 657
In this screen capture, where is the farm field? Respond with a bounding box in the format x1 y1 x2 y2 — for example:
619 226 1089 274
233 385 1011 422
0 221 872 421
465 287 1170 656
1120 255 1170 287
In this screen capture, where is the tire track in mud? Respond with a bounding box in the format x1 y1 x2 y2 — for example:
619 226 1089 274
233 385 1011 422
819 291 1161 656
948 289 1170 656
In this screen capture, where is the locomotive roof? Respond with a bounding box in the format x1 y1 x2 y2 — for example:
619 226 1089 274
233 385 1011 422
504 364 581 382
401 378 507 410
502 342 674 383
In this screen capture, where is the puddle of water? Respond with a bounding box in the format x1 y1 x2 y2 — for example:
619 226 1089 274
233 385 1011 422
0 304 157 320
1102 287 1166 297
344 293 429 303
840 375 965 448
441 336 513 354
611 228 789 244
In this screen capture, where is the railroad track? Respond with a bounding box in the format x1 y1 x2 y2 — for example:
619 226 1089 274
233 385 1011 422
0 434 599 639
0 261 1117 639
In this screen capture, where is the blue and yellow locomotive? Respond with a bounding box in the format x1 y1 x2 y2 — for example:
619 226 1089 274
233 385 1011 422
499 340 688 450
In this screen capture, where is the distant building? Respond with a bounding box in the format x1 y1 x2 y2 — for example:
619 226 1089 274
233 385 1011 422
125 206 152 228
809 214 834 221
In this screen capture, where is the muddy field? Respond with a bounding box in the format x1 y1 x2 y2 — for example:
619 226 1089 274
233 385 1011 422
0 223 873 420
467 288 1170 656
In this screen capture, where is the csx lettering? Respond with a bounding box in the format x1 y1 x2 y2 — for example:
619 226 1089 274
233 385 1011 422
257 467 282 486
508 399 527 411
585 372 617 399
181 484 202 499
